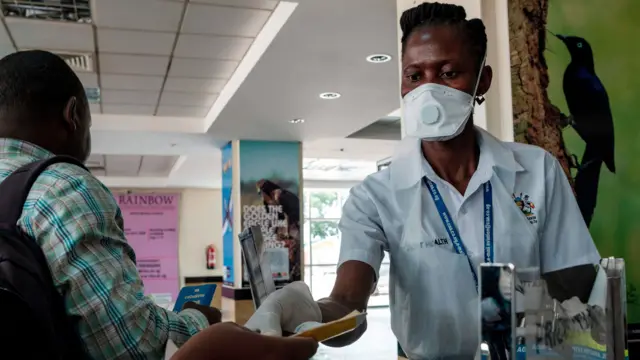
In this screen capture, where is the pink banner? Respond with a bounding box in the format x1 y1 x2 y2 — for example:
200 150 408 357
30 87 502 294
116 193 180 301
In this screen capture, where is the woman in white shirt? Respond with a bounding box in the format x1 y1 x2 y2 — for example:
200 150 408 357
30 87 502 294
246 2 600 359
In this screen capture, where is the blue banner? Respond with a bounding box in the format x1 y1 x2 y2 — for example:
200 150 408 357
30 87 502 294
221 142 234 285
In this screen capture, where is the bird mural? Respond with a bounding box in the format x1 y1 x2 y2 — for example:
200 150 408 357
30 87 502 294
556 35 615 227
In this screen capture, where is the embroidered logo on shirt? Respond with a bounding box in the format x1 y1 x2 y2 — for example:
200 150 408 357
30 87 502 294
513 192 538 224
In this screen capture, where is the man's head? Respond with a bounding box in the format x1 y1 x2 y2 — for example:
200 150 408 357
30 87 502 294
399 2 492 99
0 50 91 162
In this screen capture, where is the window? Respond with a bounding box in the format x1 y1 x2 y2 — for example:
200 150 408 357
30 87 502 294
304 187 389 307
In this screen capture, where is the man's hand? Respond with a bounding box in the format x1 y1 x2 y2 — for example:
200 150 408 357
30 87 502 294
183 302 222 325
245 281 321 336
172 322 318 360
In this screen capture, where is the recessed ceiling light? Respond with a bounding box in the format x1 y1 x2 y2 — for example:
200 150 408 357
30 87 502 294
319 92 341 100
366 54 392 63
290 118 305 124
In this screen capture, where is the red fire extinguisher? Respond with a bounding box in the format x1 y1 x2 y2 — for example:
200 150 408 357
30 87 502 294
206 245 216 270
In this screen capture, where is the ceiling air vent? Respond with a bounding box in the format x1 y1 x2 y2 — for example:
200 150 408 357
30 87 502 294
57 51 94 72
1 0 92 23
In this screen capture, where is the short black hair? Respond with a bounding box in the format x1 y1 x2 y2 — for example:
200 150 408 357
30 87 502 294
400 2 487 65
0 50 86 121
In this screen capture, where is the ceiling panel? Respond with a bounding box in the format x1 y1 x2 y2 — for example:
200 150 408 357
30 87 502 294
160 92 217 107
138 155 179 176
99 54 170 76
7 18 94 52
174 34 253 60
0 46 14 59
101 74 164 91
192 0 279 10
169 58 238 78
164 77 226 93
157 105 210 118
94 0 184 32
98 29 176 56
91 169 107 177
76 72 99 88
0 22 13 47
101 90 160 106
102 104 156 116
183 4 271 37
89 104 102 114
86 154 105 168
105 155 142 177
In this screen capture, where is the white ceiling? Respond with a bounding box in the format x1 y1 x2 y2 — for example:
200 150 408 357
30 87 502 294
207 0 400 141
0 0 483 189
86 154 179 177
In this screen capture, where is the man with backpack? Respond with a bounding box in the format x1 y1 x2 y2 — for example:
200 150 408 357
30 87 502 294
0 50 317 360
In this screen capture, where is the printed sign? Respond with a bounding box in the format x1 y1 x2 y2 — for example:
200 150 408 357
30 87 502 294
116 193 180 300
221 142 235 285
239 141 301 286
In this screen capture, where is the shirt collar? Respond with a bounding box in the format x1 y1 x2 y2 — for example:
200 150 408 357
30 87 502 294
390 126 525 191
0 138 54 161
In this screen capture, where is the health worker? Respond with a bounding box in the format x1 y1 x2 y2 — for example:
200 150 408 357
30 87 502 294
245 2 600 359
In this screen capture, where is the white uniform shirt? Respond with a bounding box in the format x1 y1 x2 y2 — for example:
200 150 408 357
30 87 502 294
338 127 600 360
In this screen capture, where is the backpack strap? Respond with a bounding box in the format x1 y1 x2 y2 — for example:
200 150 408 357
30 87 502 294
0 156 88 226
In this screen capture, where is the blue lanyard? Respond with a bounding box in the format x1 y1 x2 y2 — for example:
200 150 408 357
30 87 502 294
423 178 494 291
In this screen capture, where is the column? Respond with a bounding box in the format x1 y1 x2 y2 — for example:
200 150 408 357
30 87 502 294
480 0 514 142
220 140 303 325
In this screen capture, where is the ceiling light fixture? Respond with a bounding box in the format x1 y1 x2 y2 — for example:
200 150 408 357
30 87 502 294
290 118 305 124
366 54 392 63
319 92 341 100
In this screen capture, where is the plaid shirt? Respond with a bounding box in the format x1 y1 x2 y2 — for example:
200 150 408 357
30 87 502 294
0 139 208 359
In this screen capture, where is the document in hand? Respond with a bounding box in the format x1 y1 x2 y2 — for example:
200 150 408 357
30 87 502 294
172 284 217 312
292 310 366 342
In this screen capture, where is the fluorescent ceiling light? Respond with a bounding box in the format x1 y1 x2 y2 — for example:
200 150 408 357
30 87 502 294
366 54 392 63
319 92 341 100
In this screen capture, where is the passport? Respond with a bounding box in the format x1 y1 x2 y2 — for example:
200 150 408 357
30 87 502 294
173 284 217 312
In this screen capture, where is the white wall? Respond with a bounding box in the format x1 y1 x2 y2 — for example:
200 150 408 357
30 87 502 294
179 188 223 279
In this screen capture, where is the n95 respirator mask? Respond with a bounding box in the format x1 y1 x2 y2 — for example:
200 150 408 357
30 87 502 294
402 83 475 141
402 56 486 141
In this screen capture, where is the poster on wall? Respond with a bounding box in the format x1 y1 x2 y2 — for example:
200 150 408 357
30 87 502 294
239 140 301 287
221 142 235 286
507 0 639 342
116 193 180 302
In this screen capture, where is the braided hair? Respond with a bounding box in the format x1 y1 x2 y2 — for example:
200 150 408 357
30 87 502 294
400 2 487 67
